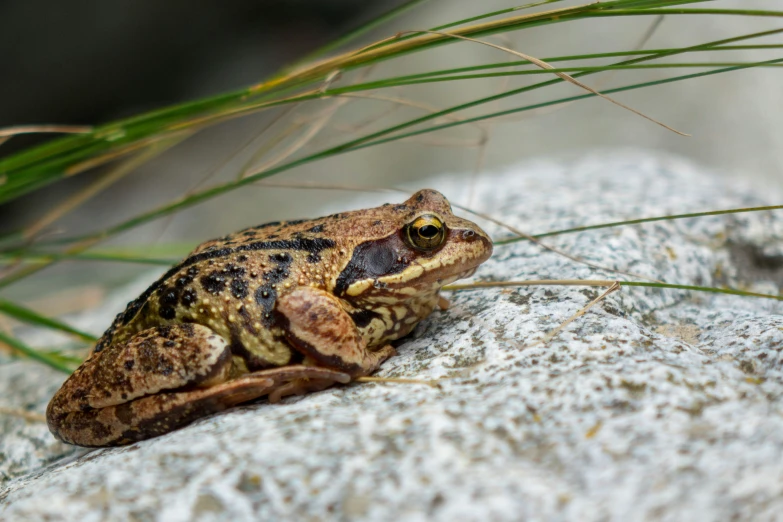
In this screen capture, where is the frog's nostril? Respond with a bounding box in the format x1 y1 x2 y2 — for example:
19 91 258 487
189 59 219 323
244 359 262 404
462 230 475 239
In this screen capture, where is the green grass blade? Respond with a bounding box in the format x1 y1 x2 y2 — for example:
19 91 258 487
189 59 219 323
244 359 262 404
623 282 783 300
0 331 76 373
448 280 782 301
291 27 783 97
352 57 783 151
293 0 433 64
598 8 783 18
494 205 783 245
432 1 566 31
6 1 758 204
9 57 782 266
335 43 783 86
0 251 180 266
0 299 98 342
39 350 84 369
335 62 783 88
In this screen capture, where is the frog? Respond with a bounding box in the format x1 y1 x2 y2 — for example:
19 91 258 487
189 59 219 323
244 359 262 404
46 189 493 447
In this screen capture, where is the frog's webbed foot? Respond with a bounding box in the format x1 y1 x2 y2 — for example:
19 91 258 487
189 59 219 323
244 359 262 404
220 365 349 404
266 374 344 403
172 364 350 411
106 366 350 444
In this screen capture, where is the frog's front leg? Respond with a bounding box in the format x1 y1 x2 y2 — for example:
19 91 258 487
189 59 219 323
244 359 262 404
277 286 397 379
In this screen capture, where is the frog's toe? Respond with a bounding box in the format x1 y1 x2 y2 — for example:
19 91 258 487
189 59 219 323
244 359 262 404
267 378 340 403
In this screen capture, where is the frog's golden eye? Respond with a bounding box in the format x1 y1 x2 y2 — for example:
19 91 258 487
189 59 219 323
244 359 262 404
404 214 446 251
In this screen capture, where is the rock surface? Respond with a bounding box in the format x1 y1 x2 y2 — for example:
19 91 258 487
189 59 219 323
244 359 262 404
2 151 783 521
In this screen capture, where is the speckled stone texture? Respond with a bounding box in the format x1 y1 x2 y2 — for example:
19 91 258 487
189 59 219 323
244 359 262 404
2 151 783 521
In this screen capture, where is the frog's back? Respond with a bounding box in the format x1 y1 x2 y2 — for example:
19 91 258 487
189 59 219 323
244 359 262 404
91 218 340 365
89 192 485 368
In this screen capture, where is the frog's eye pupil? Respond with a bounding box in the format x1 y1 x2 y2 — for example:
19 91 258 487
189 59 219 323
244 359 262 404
418 224 439 239
404 214 446 251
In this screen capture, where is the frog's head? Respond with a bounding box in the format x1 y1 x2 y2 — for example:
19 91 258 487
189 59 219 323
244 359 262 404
334 189 493 299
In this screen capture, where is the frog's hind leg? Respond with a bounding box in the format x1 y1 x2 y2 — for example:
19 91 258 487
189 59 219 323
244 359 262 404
47 319 351 446
61 366 350 447
47 323 236 446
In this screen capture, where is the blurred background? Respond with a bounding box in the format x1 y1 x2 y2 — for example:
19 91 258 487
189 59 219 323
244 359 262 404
1 0 781 300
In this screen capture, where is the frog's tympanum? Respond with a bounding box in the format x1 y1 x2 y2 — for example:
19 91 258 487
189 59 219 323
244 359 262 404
47 190 492 447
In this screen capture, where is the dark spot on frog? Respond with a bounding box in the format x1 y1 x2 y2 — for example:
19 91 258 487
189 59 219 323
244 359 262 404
181 288 198 307
163 340 176 348
231 278 249 299
90 420 112 440
394 204 408 211
274 252 291 263
254 253 294 327
308 224 324 233
160 287 179 306
251 220 281 231
159 307 177 320
254 285 274 308
181 323 195 338
124 360 135 371
225 264 246 277
114 402 134 425
175 267 199 288
201 272 227 294
350 309 381 328
416 193 424 202
94 338 109 353
373 220 382 226
161 366 174 376
238 254 249 262
237 305 256 334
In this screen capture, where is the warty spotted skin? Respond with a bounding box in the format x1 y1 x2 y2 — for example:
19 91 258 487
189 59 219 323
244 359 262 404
46 189 492 447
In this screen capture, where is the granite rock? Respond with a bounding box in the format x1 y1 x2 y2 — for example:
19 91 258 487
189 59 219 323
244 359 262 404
2 151 782 521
